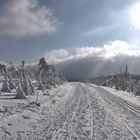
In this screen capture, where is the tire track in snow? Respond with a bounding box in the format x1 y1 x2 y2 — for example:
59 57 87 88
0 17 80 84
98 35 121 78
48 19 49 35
52 83 92 140
5 82 140 140
86 83 140 140
96 87 140 140
97 87 140 116
22 83 81 139
51 85 82 139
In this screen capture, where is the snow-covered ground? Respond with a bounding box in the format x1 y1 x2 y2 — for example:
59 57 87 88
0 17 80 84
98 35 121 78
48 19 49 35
88 83 140 107
0 82 140 139
103 85 140 107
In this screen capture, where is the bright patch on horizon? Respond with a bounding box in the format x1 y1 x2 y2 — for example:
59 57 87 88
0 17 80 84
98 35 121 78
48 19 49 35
130 2 140 30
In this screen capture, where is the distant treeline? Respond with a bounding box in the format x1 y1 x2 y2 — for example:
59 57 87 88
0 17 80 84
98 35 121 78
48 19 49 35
86 66 140 96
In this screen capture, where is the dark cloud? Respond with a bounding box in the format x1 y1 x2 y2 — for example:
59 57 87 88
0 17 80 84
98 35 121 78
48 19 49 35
56 55 140 81
46 40 140 80
0 0 139 65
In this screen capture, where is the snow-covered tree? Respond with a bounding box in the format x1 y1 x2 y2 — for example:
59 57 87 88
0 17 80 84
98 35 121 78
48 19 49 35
37 57 47 90
15 82 26 99
37 57 65 90
19 60 35 95
1 68 11 92
8 72 16 90
0 64 6 75
28 76 35 95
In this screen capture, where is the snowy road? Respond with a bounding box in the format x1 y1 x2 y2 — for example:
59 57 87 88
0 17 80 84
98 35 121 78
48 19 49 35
0 82 140 140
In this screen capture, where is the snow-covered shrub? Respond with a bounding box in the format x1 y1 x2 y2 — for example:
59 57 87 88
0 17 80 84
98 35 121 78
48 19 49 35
21 76 30 95
19 60 36 96
90 66 140 96
1 76 11 92
37 81 44 90
8 73 16 90
28 76 35 95
15 82 26 99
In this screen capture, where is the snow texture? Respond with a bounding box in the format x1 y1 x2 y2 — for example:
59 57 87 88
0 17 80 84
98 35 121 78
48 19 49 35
0 82 140 139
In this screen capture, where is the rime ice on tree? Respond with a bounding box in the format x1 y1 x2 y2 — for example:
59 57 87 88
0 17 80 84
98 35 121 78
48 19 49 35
37 57 65 90
37 57 47 90
8 72 16 90
15 82 26 99
18 60 35 96
1 66 11 92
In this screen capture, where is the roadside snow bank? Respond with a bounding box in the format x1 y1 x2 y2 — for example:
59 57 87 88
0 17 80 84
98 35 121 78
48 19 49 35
92 84 140 107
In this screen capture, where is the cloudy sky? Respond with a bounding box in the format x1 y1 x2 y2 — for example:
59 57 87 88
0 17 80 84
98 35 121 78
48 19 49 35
0 0 140 80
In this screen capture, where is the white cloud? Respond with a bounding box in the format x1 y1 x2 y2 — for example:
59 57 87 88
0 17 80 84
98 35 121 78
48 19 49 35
98 40 133 58
0 0 56 36
75 40 140 59
45 49 69 63
76 47 101 55
45 40 140 63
